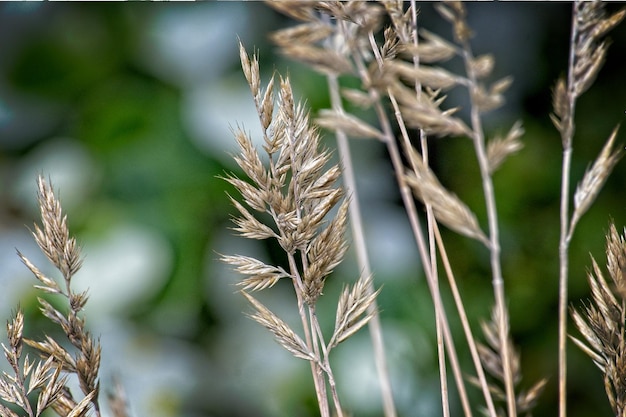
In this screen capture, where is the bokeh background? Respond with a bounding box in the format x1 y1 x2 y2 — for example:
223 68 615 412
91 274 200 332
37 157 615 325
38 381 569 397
1 3 625 417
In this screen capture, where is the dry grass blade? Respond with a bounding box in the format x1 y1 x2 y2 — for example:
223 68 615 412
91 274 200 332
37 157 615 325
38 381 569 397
555 4 624 416
388 82 471 137
569 318 604 369
400 28 457 64
606 224 626 298
434 2 472 44
405 151 489 246
591 8 626 39
76 337 101 398
473 306 546 416
35 365 65 415
270 23 334 48
51 387 79 416
303 200 350 304
66 389 95 417
517 378 548 414
487 121 524 174
572 2 626 98
389 60 465 90
573 41 607 98
231 129 269 190
341 88 375 109
570 126 623 233
224 175 268 214
280 45 353 75
472 54 495 79
6 309 24 361
550 77 568 136
28 356 57 392
478 307 519 384
316 109 384 140
16 251 61 295
472 77 512 113
302 164 342 201
242 291 315 361
239 42 276 133
228 43 373 417
227 196 277 240
32 176 83 281
317 1 383 33
222 254 291 291
0 377 27 410
25 336 76 372
0 403 19 417
330 274 380 349
36 297 69 329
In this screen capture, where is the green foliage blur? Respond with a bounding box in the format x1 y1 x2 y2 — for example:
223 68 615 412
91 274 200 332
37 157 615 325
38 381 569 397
1 3 625 417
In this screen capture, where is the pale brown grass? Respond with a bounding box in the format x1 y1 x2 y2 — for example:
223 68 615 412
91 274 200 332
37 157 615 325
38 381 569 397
1 2 624 417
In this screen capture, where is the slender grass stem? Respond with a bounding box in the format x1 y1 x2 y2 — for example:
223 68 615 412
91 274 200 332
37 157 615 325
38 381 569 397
346 26 474 417
460 41 516 417
326 70 397 417
287 253 330 417
558 5 580 417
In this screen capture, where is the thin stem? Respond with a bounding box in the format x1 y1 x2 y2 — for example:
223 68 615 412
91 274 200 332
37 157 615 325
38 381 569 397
558 146 572 417
427 143 450 417
326 71 397 417
558 5 580 417
310 308 344 417
287 252 330 417
460 43 515 417
379 71 472 417
351 28 473 417
433 219 497 416
279 91 333 417
406 3 450 415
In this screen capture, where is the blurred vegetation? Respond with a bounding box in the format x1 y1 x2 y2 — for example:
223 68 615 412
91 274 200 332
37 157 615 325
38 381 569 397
1 3 625 417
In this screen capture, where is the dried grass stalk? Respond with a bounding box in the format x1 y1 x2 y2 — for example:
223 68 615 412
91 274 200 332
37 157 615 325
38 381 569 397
570 126 623 233
571 223 626 416
554 5 624 415
0 176 117 417
405 152 489 246
223 42 380 417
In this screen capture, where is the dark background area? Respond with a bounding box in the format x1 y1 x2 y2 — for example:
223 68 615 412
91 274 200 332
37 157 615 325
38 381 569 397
0 3 625 417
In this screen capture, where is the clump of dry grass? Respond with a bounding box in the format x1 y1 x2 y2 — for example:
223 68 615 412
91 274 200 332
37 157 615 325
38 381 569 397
2 2 624 417
243 1 624 417
265 1 533 416
571 223 626 417
1 176 129 417
221 44 379 417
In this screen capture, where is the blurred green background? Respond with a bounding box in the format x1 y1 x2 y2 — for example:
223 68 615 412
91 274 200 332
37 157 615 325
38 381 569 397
0 3 625 417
